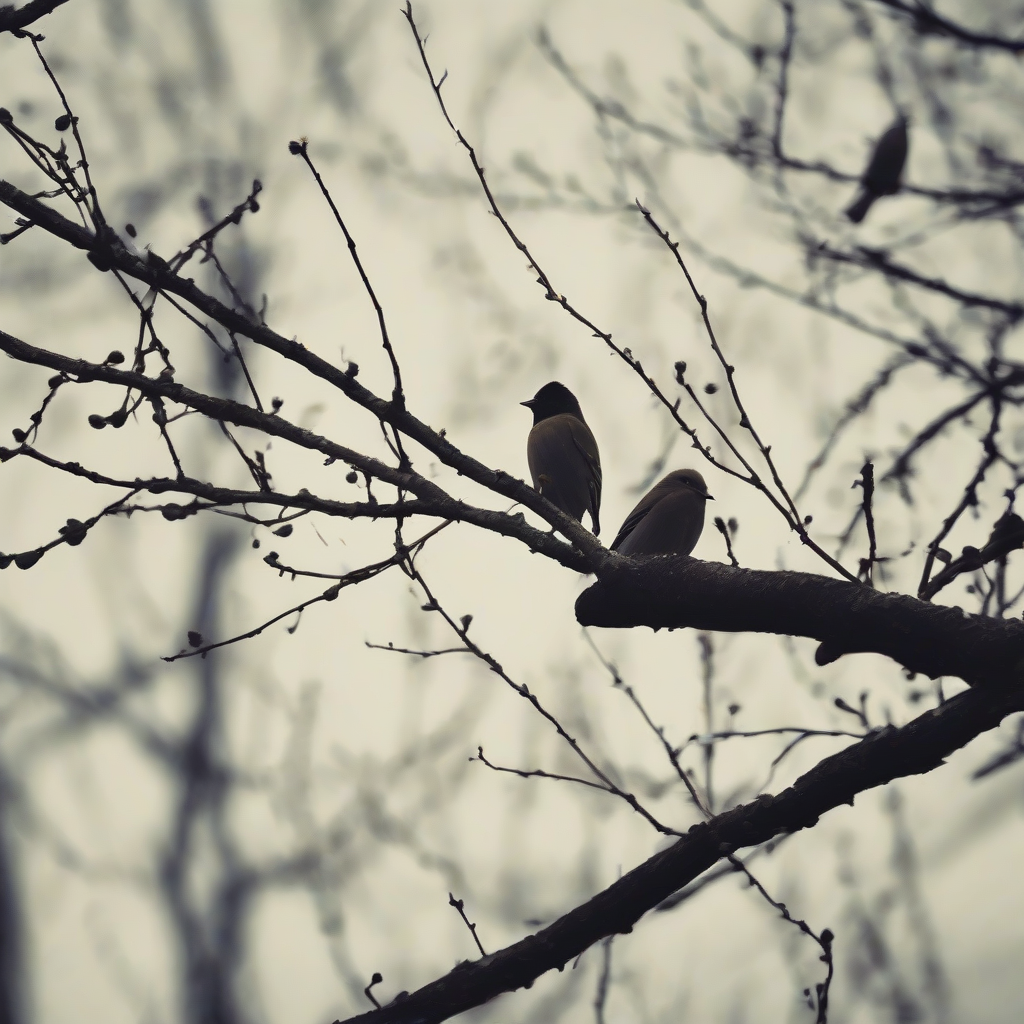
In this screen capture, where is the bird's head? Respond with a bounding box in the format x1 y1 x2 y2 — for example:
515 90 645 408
521 381 585 424
666 468 713 501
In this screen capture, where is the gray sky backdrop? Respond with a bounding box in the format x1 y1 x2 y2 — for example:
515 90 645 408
2 2 1023 1022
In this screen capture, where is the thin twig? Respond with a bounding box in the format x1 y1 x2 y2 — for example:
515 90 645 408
292 140 407 417
582 631 709 814
366 642 467 659
713 516 740 567
858 462 878 586
918 398 1003 598
473 746 614 795
699 633 715 813
448 893 487 957
635 201 856 582
728 854 834 1023
364 973 383 1009
395 554 681 835
593 935 613 1024
162 524 449 662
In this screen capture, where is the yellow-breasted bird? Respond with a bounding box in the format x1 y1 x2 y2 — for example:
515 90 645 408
521 381 602 535
845 115 909 224
610 469 712 557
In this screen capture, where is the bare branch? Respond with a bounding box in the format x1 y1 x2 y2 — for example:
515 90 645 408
337 676 1024 1024
0 328 593 571
0 179 609 565
874 0 1024 54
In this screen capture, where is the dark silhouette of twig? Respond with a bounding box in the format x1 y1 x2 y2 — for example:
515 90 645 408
918 400 1003 598
472 746 614 795
875 0 1024 54
857 462 878 585
393 551 681 836
366 643 467 659
593 935 613 1024
713 516 740 567
403 2 857 581
163 523 449 662
365 973 383 1009
921 511 1024 602
727 854 834 1023
448 893 487 957
582 631 708 814
291 139 408 477
635 201 857 582
699 634 716 813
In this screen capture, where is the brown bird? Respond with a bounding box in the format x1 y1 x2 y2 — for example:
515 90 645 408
521 381 602 535
610 469 713 557
845 115 909 224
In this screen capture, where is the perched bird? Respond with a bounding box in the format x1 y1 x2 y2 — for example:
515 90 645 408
521 381 602 535
610 469 713 557
845 115 909 224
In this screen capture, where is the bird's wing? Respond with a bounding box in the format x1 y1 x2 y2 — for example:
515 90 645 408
610 488 661 551
526 417 588 520
569 419 602 535
527 426 565 497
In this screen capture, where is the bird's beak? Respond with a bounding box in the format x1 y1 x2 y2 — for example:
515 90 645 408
705 493 715 501
520 399 534 408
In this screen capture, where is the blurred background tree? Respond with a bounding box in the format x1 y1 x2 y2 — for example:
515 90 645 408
2 2 1024 1023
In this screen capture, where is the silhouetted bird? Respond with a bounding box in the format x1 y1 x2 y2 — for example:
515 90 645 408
521 381 602 535
610 469 712 557
845 116 909 224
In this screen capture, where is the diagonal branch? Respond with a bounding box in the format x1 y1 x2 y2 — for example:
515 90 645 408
291 141 406 412
818 244 1024 320
874 0 1024 54
0 329 592 571
0 178 607 564
920 512 1024 602
336 675 1024 1024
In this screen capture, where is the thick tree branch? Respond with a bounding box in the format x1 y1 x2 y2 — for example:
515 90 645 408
576 557 1024 687
0 0 72 35
338 676 1024 1024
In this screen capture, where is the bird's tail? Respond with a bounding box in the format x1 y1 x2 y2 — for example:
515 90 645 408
845 190 875 224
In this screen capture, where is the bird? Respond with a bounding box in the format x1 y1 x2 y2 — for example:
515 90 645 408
521 381 602 535
845 115 909 224
610 469 713 557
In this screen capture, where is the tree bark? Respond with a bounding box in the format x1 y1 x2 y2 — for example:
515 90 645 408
0 0 73 36
576 556 1024 687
